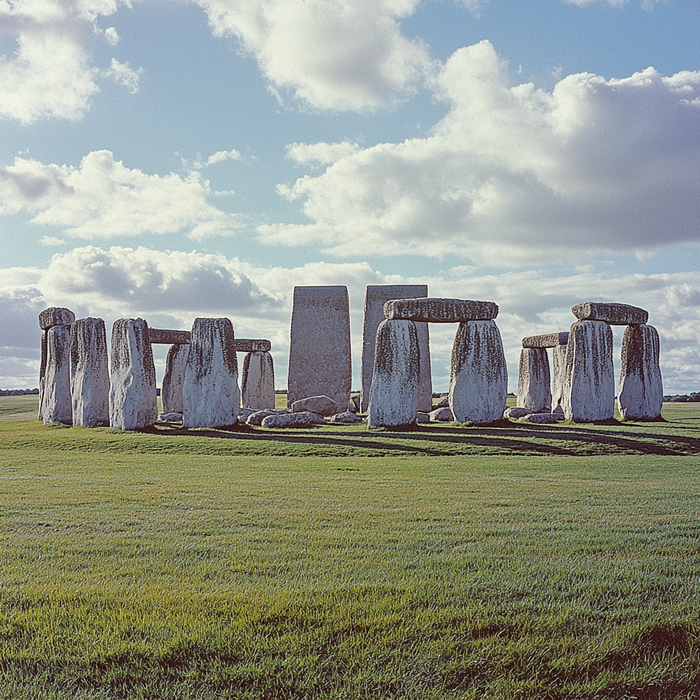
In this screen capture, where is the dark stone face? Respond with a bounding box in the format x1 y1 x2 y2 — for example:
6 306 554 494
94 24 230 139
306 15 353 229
384 298 498 323
571 302 648 325
522 331 569 348
39 307 75 330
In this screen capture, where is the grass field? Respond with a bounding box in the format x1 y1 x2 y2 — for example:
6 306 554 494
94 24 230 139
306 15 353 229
0 397 699 698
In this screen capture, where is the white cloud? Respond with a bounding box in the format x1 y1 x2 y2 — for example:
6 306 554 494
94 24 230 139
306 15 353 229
196 0 432 111
286 141 361 167
103 26 120 45
0 150 241 239
262 41 700 264
204 149 241 167
39 236 67 246
103 57 142 93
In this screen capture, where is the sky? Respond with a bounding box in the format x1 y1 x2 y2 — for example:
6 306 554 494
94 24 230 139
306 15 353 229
1 0 699 395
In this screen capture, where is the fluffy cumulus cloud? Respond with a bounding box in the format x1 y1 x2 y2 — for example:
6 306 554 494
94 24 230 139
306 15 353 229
0 150 240 239
262 41 700 264
196 0 432 111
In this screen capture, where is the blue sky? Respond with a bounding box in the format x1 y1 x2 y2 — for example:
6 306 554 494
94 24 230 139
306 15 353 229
1 0 699 394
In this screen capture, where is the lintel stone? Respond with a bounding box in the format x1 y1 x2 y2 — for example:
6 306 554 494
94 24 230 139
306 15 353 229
522 332 569 348
383 298 498 323
148 328 191 344
39 307 75 330
571 302 648 325
234 338 272 353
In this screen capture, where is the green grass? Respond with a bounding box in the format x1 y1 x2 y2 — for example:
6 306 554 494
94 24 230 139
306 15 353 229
0 399 699 698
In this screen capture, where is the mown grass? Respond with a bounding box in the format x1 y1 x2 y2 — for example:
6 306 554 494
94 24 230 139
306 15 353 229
0 399 699 698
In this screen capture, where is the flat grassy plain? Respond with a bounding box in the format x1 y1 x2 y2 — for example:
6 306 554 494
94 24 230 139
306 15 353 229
0 397 699 699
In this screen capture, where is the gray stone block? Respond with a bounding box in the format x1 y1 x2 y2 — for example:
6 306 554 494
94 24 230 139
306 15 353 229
571 302 648 325
70 317 109 427
39 307 75 331
148 328 191 344
617 324 663 421
241 351 275 409
516 348 551 413
522 332 569 348
41 325 72 425
383 298 498 323
550 343 568 414
261 411 325 428
162 343 189 414
235 339 272 353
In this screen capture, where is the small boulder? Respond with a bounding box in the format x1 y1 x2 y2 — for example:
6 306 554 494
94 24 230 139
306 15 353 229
158 412 183 422
291 395 338 416
436 397 449 408
328 411 362 423
519 413 565 424
430 407 453 422
246 409 289 426
261 411 325 428
416 412 430 423
503 406 532 419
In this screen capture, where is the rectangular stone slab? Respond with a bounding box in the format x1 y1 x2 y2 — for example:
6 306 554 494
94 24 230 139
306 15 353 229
522 332 569 348
383 298 498 323
571 302 648 325
148 328 191 344
234 338 271 352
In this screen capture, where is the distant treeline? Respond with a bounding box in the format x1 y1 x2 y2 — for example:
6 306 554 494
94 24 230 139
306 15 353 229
0 388 39 396
663 392 700 402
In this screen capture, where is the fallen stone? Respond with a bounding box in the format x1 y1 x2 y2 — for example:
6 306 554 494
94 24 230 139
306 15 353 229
292 395 338 416
519 412 565 424
41 324 73 425
161 343 189 414
237 407 257 421
562 320 615 422
241 351 276 409
449 320 508 425
516 348 551 413
39 307 75 331
384 298 498 323
522 332 569 348
617 324 663 421
360 285 432 413
550 343 568 415
287 285 352 410
504 407 532 419
234 339 272 353
436 397 449 408
367 319 420 428
571 302 648 326
183 318 240 428
109 318 158 431
157 412 183 422
429 407 454 422
70 317 109 427
148 328 191 344
327 411 362 423
261 411 325 428
246 409 289 426
416 412 430 423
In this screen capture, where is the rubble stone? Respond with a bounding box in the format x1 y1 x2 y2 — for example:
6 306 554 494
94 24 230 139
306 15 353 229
291 394 337 416
261 411 325 428
429 407 454 422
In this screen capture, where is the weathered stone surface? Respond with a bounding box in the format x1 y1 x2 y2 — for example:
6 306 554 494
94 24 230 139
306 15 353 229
519 412 565 424
571 302 648 326
384 298 498 323
237 407 257 421
368 319 420 428
41 325 73 424
148 328 191 344
617 324 663 421
416 412 430 423
158 412 183 422
504 407 532 420
562 320 614 422
516 348 551 413
161 343 189 414
183 318 239 428
361 285 432 413
70 317 109 427
449 320 508 425
349 395 360 413
287 286 352 410
235 339 272 353
246 409 289 426
261 411 325 428
292 394 338 417
38 331 48 419
550 343 568 414
39 307 75 331
436 397 449 408
328 411 362 423
241 351 275 409
522 332 569 348
430 407 454 422
109 318 157 431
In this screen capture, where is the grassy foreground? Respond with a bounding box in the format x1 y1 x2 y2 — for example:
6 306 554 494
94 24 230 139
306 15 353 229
0 400 699 698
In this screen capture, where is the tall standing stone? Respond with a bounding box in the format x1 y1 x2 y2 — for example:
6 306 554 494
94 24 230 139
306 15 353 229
617 324 663 421
361 285 431 413
550 342 568 414
449 320 508 424
287 286 351 409
183 318 239 428
368 319 420 428
161 343 189 414
241 351 275 410
562 320 614 422
70 317 109 427
38 307 75 425
109 318 157 431
516 348 551 412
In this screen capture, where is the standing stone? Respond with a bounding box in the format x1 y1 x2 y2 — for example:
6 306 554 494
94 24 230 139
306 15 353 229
109 318 157 431
70 317 109 427
41 325 73 424
241 351 275 410
38 330 47 419
368 319 420 428
183 318 239 428
449 320 508 425
162 343 189 414
38 307 75 420
360 285 431 413
550 342 568 415
516 348 551 412
287 286 351 409
617 324 663 421
562 320 614 422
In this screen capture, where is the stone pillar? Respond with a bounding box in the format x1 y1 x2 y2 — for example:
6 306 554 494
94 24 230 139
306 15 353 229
562 320 614 422
361 285 431 413
550 342 568 415
241 351 275 409
162 343 189 414
449 320 508 425
287 286 351 410
109 318 157 431
70 317 109 427
618 324 663 421
183 318 239 428
516 348 551 412
367 319 419 428
38 307 75 425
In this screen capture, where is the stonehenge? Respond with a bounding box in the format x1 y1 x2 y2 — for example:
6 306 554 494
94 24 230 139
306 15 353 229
70 317 109 427
241 351 275 410
39 307 75 425
517 332 568 414
618 323 663 421
161 343 189 414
